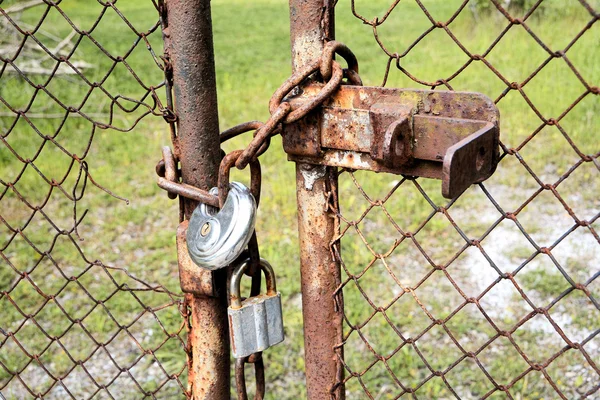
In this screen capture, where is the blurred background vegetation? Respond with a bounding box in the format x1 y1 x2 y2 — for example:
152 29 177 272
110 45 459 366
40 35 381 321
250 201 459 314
0 0 598 399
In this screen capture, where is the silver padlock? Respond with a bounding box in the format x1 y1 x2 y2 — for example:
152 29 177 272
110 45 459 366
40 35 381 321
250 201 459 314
228 257 285 358
187 181 256 270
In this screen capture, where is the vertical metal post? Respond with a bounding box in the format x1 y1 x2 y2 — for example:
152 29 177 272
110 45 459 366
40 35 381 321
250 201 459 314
289 1 345 398
164 0 230 398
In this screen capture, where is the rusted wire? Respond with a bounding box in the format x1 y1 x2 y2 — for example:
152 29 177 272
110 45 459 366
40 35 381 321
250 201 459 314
0 1 189 398
329 0 599 398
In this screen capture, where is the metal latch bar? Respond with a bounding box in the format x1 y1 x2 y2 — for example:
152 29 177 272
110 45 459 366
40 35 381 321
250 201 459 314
282 85 500 198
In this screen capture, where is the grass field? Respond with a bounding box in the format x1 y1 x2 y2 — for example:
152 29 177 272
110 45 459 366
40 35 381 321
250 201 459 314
0 0 598 399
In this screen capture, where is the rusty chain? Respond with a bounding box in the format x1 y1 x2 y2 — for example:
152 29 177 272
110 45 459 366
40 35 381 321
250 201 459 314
156 40 355 204
156 40 362 399
235 352 266 400
234 40 362 170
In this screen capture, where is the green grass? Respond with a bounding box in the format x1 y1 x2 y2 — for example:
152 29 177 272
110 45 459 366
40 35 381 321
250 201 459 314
0 0 598 399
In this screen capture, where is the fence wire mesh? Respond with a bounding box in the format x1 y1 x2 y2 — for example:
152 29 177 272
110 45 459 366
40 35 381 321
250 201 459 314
2 0 599 399
0 1 188 399
332 0 599 398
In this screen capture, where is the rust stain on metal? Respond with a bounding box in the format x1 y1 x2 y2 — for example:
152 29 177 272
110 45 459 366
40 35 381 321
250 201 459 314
296 164 345 399
370 102 413 168
289 0 334 71
187 289 230 400
166 0 222 216
235 353 265 400
281 108 323 157
229 314 237 353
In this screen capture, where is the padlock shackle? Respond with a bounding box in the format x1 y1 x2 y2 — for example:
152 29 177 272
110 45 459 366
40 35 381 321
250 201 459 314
219 150 262 208
230 257 277 309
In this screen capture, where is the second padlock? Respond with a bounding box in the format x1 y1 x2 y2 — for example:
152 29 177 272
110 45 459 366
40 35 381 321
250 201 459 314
186 181 256 270
228 257 285 358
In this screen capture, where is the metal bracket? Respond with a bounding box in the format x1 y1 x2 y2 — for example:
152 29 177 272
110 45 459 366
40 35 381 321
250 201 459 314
282 85 500 198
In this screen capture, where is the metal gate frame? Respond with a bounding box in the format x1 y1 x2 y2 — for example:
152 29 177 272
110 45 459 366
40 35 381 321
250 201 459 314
163 1 230 399
288 1 346 399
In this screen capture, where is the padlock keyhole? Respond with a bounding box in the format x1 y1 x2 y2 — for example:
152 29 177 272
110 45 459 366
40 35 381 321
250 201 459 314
200 222 211 236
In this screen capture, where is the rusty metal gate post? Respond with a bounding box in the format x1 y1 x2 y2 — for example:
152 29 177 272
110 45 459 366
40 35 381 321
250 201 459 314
164 0 230 398
289 1 345 398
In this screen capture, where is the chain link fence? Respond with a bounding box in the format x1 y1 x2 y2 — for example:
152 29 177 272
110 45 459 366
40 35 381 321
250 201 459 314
0 1 188 398
332 0 599 398
1 0 598 399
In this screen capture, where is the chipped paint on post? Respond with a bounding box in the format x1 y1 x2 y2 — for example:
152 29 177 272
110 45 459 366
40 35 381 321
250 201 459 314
299 163 327 190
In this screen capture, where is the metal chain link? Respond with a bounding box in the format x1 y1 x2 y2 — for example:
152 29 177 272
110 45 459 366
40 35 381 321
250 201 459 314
235 352 266 400
234 40 362 170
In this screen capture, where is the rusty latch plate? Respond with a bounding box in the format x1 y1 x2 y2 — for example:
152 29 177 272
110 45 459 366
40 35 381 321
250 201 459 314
282 85 500 198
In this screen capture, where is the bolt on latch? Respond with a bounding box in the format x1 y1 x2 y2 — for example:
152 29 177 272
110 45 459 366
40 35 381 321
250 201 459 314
282 85 500 198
